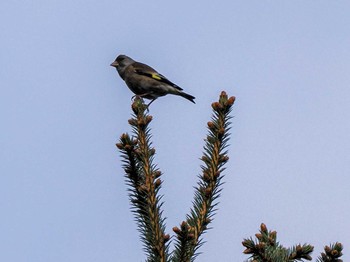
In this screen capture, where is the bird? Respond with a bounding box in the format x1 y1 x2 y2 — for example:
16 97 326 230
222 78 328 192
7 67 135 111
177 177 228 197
110 55 195 106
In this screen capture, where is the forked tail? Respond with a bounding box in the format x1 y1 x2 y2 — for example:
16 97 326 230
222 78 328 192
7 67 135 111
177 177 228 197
179 91 195 103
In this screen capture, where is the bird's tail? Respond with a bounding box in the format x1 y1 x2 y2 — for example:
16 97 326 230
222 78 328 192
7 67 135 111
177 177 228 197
178 91 195 104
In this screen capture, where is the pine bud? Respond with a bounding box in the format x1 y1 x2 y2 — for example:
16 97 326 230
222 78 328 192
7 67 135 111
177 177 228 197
207 121 216 130
128 119 137 126
214 171 221 178
325 245 332 255
204 187 212 197
255 233 263 241
296 244 302 252
149 148 156 155
145 115 153 124
124 144 132 151
121 133 128 139
163 234 170 243
331 250 339 256
260 223 268 233
243 248 253 254
211 102 222 111
115 143 124 150
137 119 146 127
220 91 227 97
181 221 188 230
202 172 211 182
270 231 277 240
218 127 225 138
155 178 161 188
173 227 181 234
153 170 162 178
227 96 236 106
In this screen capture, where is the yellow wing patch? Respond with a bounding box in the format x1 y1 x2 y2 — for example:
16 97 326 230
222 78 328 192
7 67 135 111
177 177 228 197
151 73 162 80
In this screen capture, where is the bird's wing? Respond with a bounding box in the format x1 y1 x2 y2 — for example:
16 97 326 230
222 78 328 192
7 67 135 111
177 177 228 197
133 62 183 91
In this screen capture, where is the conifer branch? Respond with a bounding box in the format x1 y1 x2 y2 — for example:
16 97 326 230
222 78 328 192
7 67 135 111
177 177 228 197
116 93 343 262
117 97 169 262
242 223 314 262
171 91 235 261
317 242 343 262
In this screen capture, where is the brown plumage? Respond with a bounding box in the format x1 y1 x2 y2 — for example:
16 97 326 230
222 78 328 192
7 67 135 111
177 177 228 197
110 55 195 106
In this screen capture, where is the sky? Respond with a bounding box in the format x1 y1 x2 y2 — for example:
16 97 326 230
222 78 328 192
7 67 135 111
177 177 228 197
1 1 349 261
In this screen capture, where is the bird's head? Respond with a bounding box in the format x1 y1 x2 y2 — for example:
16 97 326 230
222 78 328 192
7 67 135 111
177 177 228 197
110 55 135 77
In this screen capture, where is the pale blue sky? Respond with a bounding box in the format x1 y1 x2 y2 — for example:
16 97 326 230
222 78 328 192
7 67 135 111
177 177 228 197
1 1 349 261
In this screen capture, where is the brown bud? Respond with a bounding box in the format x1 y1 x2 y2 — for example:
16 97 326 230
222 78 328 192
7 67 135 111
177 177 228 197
227 96 236 105
173 226 181 234
146 115 153 124
201 155 209 162
331 250 339 256
163 234 170 243
154 170 162 178
121 133 129 140
181 221 188 230
204 187 212 197
124 145 132 151
211 102 222 111
137 119 146 127
128 119 137 126
255 233 263 241
207 121 215 130
243 248 253 254
270 231 277 240
260 223 267 233
218 127 225 137
202 172 211 182
149 148 156 155
154 178 161 188
214 171 221 178
219 155 229 162
325 245 332 255
296 244 302 252
115 143 124 150
220 91 227 97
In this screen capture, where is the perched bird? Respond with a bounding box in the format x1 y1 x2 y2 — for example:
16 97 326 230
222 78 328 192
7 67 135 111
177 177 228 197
110 55 195 106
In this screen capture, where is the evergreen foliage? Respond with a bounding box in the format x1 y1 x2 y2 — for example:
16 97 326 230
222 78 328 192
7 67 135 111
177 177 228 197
117 92 234 261
243 224 343 262
116 92 343 262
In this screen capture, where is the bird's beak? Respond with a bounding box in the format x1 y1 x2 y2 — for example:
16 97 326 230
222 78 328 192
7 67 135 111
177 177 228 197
110 61 119 67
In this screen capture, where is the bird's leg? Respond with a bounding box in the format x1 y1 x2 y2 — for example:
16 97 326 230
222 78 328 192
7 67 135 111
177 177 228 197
146 98 156 109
